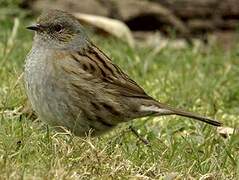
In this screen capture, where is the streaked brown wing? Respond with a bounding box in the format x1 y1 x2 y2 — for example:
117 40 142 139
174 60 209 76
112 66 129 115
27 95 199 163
71 42 152 99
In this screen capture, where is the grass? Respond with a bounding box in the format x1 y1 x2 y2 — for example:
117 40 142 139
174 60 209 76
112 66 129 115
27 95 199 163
0 7 239 179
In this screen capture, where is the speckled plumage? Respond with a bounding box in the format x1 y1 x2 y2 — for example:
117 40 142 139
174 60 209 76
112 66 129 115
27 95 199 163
24 10 221 136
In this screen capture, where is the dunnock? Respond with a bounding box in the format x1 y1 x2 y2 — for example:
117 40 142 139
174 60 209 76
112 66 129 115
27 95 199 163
24 10 221 136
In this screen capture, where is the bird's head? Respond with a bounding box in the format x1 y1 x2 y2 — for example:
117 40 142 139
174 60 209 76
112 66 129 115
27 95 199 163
27 9 87 50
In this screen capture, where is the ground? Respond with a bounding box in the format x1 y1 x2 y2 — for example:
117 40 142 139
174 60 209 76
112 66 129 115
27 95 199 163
0 4 239 179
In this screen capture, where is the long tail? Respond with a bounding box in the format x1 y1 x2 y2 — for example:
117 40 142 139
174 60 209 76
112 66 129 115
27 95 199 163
140 102 222 126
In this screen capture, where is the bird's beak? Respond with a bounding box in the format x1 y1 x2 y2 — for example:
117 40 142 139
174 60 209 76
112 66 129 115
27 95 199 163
26 24 43 31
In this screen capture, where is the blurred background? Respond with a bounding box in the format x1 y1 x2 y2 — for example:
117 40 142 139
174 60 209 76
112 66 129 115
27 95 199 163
1 0 239 50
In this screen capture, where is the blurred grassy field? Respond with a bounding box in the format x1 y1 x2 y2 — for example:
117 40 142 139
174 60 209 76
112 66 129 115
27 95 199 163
0 3 239 179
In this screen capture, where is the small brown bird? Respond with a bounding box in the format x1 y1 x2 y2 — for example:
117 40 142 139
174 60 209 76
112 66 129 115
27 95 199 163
24 9 221 136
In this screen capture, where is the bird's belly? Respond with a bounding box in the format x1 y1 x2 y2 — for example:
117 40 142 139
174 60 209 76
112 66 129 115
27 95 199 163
26 71 94 135
25 65 68 124
24 48 89 134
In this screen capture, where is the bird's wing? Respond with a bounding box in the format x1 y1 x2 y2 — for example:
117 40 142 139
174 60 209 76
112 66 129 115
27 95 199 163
60 42 222 127
68 42 153 100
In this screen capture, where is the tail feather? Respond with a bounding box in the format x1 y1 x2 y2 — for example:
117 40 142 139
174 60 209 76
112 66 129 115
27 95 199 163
170 107 222 126
140 102 222 126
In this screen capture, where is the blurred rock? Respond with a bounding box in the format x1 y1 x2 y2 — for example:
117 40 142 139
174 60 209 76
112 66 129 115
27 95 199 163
21 0 239 49
113 0 190 36
156 0 239 34
74 13 134 47
21 0 189 36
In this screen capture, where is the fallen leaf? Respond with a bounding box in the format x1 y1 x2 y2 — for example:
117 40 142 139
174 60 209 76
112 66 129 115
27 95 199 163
217 126 235 138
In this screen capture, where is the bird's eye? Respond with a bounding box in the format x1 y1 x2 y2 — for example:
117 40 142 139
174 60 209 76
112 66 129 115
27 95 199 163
53 24 63 32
